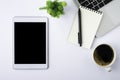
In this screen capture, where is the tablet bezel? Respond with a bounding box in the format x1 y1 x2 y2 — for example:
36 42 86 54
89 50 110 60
12 16 49 69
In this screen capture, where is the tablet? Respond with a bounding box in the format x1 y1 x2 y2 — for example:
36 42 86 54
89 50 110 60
13 16 49 69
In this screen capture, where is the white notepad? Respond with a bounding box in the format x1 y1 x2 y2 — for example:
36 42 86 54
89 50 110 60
68 6 103 49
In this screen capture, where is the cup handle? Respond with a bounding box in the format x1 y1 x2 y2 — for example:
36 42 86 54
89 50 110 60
105 67 112 72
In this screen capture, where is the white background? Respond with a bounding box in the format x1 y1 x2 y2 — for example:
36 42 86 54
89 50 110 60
0 0 120 80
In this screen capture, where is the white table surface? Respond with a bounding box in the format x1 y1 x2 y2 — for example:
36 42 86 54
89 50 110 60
0 0 120 80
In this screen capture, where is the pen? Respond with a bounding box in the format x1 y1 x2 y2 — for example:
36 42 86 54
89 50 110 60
78 8 82 46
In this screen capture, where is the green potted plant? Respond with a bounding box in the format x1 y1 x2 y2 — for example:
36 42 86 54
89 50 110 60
39 0 67 18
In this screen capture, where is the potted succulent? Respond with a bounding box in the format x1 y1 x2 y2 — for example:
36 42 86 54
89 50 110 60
39 0 67 18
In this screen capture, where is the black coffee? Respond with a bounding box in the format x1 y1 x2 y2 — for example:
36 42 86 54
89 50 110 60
94 44 114 66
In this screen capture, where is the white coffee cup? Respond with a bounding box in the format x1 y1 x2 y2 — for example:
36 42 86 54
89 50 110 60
92 44 116 72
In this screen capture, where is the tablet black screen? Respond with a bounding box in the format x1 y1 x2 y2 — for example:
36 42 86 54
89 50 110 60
14 22 46 64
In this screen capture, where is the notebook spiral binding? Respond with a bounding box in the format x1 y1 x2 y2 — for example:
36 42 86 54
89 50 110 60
79 5 103 15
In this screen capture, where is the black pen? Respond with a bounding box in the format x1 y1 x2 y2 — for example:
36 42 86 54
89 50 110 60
78 8 82 46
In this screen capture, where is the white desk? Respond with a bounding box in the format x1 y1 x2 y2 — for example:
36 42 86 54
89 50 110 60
0 0 120 80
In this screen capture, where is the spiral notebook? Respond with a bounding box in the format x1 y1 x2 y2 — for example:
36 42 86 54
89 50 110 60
68 6 103 49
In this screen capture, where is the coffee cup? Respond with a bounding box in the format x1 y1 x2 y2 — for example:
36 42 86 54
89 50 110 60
93 44 116 72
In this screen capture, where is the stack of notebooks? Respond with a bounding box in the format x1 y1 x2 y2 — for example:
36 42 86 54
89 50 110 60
68 6 103 49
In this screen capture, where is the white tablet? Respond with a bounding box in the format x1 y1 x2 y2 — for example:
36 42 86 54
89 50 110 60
13 16 49 69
